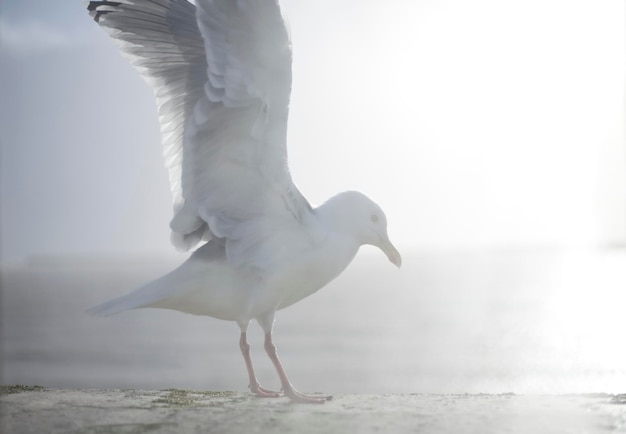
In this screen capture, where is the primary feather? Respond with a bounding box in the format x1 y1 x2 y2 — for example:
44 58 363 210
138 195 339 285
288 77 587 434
89 0 311 262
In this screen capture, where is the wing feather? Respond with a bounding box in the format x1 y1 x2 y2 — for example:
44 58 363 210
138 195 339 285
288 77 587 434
89 0 314 270
88 0 205 212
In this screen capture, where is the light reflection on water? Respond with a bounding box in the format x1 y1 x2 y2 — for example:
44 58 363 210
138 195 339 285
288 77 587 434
1 248 625 394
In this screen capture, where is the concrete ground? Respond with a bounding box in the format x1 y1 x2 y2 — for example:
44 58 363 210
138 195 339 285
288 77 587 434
1 386 625 433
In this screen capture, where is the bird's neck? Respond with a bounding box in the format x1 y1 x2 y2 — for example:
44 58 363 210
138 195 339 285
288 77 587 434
313 198 359 242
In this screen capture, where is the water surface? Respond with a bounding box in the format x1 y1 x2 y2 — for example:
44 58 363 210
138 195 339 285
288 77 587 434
2 248 624 394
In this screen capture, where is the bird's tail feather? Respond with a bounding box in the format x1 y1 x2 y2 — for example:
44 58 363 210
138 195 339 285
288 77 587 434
87 271 177 317
87 241 225 317
87 290 149 317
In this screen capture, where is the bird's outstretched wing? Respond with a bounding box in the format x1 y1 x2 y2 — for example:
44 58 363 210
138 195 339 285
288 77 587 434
88 0 206 218
88 0 314 270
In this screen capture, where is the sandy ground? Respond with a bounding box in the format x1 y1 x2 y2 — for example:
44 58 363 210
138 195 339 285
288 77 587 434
1 387 625 434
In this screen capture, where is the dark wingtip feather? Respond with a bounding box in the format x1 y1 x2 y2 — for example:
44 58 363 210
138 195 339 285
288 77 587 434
87 1 123 23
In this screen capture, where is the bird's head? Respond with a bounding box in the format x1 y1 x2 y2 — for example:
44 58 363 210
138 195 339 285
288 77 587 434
318 191 402 267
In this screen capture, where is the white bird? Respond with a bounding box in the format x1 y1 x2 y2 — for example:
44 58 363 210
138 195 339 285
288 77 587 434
87 0 401 403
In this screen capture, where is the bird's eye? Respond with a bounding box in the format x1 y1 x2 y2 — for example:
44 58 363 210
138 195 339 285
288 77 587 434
370 214 379 223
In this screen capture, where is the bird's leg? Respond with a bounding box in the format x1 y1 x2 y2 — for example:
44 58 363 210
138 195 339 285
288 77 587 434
263 332 332 403
239 331 281 398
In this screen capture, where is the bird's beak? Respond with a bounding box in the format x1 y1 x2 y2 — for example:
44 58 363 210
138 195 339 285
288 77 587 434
378 235 402 268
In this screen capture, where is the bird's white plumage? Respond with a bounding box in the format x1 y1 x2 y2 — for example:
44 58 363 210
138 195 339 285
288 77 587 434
88 0 401 332
88 0 401 401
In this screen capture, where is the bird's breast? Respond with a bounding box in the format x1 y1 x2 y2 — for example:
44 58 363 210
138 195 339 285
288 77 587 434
266 236 360 310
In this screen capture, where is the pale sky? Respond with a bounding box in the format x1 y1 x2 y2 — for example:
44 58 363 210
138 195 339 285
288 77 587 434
1 0 624 261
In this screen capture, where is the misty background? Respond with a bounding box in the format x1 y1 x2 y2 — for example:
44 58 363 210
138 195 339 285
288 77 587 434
1 0 625 394
1 0 624 260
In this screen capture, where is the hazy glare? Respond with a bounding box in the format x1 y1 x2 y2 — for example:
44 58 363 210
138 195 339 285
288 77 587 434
1 0 624 261
2 0 626 397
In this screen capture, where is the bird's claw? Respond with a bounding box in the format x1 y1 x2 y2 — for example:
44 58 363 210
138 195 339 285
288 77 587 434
249 383 281 398
249 382 330 402
283 386 332 403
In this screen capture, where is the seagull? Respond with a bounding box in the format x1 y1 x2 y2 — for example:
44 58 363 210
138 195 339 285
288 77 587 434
87 0 401 403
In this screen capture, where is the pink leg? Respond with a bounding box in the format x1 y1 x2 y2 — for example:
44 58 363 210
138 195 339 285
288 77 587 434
264 332 332 403
239 332 281 398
